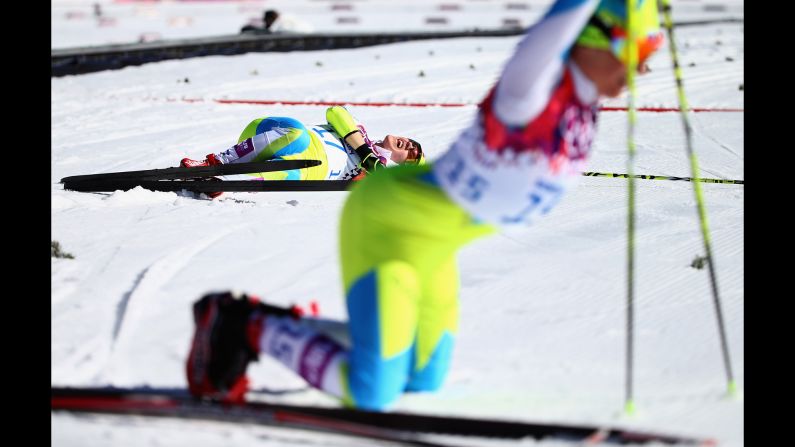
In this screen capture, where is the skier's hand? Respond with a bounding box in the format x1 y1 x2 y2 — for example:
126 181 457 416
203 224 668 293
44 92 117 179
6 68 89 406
358 152 385 173
326 106 360 139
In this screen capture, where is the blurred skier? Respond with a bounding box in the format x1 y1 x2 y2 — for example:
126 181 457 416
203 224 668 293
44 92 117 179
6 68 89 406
241 9 315 34
263 9 279 32
179 106 424 197
187 0 665 409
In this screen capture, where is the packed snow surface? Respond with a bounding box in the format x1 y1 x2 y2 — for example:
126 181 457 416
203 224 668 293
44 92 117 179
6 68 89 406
52 1 743 446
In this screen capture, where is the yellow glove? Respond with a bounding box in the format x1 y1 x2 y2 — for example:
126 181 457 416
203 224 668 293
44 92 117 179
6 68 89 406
326 106 360 139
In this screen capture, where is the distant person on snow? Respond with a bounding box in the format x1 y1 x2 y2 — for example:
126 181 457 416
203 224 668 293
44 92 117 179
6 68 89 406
240 9 314 34
263 9 279 31
186 0 665 409
179 106 425 197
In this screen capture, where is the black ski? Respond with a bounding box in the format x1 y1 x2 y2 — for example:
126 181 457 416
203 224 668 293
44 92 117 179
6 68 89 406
63 179 352 193
60 159 322 184
51 386 711 446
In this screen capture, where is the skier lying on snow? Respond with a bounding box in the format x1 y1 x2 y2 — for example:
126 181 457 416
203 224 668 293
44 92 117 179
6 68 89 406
186 0 665 410
179 106 425 197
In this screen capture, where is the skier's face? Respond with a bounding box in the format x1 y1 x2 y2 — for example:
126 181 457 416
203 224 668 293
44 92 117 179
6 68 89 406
381 135 421 164
571 45 649 98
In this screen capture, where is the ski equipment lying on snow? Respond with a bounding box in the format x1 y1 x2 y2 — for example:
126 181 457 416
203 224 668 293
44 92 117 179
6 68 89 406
62 179 353 193
582 171 743 185
51 386 714 446
60 159 322 183
59 159 743 194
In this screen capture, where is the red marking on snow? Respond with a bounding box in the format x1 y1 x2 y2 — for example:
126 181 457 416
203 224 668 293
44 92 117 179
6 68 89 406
331 3 354 11
212 99 470 107
193 98 743 113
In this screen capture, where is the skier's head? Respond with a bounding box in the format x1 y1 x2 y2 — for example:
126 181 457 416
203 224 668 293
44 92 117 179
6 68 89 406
573 0 664 97
263 10 279 29
377 135 425 165
576 0 664 66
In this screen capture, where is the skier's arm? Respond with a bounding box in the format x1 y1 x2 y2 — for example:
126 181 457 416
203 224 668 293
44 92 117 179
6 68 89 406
493 0 599 126
345 131 384 173
326 106 385 172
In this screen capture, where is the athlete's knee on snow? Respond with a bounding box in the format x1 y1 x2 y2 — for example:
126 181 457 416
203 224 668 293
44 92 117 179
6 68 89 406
347 352 411 410
238 117 269 143
261 116 306 133
345 261 422 410
238 116 307 143
405 331 455 392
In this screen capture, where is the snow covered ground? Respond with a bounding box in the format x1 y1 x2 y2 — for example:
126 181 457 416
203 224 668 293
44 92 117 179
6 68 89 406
51 0 744 48
52 1 743 446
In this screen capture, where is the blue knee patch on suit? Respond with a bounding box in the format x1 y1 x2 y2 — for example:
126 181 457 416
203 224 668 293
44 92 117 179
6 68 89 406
406 331 454 392
346 271 412 410
256 117 305 134
272 130 311 157
255 117 312 158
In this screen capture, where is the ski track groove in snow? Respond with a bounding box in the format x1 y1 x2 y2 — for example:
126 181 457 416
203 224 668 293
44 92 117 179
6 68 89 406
108 225 245 350
111 266 149 344
692 114 744 161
